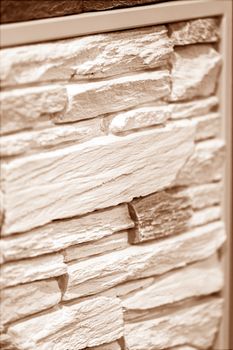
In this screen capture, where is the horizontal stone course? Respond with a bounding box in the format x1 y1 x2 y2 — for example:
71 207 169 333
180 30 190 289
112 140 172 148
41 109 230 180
0 26 172 87
7 296 124 350
1 121 194 235
63 221 225 300
0 204 133 262
1 279 61 324
124 297 223 350
0 253 67 288
122 254 223 312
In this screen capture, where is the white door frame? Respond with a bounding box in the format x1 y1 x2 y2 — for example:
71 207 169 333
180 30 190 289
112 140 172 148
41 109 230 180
0 1 232 348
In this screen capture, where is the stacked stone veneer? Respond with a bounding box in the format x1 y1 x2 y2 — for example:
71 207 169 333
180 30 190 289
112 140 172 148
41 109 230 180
0 17 226 350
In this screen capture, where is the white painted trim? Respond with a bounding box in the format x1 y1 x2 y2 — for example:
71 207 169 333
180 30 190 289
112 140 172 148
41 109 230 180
0 0 232 348
0 0 227 47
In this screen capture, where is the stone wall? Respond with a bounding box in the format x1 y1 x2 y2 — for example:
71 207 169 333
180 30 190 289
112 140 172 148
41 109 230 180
0 17 226 350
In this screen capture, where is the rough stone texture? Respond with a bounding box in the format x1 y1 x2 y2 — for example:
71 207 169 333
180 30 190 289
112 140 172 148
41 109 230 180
7 296 124 350
0 118 105 157
0 85 67 134
179 182 222 210
64 231 129 262
60 71 170 123
128 189 192 243
0 1 168 24
109 104 170 134
1 121 194 235
169 96 218 119
189 206 221 228
169 18 219 46
122 254 223 311
175 139 225 186
193 113 220 141
85 341 121 350
63 221 225 300
124 298 223 350
0 205 133 262
0 26 172 87
0 0 83 23
1 279 61 324
0 253 67 288
169 45 221 101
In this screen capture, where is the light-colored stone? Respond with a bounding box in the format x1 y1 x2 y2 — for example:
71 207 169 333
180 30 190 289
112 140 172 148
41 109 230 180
0 205 133 262
189 206 221 227
63 221 225 301
169 96 218 119
58 70 170 123
64 231 129 262
169 45 221 101
7 296 124 350
122 254 223 311
1 279 61 324
109 104 170 134
169 18 219 46
1 121 195 235
0 85 67 134
124 298 223 350
0 26 172 87
179 182 222 209
0 118 105 157
175 139 225 186
115 277 155 298
193 113 220 141
0 253 67 288
128 189 192 243
85 341 121 350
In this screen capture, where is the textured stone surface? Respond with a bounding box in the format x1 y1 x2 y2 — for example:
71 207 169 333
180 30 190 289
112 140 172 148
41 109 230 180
85 340 121 350
124 298 223 350
1 0 168 24
60 71 170 123
169 96 218 119
179 182 222 210
7 296 124 350
64 231 129 262
0 253 67 288
175 139 225 186
193 113 220 141
169 45 221 101
0 205 133 261
128 189 192 243
122 254 223 311
1 121 194 235
190 206 221 228
0 26 172 87
169 18 219 46
0 118 105 157
63 221 225 300
0 86 67 134
109 104 170 134
1 279 61 324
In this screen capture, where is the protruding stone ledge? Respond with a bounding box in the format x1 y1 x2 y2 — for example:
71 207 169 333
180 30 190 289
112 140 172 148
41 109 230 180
169 18 220 46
